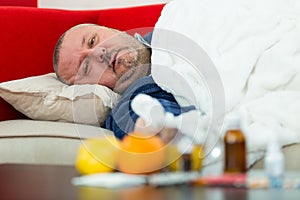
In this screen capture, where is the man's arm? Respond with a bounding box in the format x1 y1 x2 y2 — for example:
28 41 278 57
105 76 195 140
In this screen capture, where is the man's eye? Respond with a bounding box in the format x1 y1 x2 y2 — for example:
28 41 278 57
84 62 89 74
89 36 96 48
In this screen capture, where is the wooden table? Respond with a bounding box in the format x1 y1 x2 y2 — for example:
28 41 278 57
0 164 300 200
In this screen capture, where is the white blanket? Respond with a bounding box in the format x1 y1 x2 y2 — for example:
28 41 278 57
151 0 300 154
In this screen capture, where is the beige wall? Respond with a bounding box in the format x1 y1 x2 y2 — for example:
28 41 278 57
38 0 170 10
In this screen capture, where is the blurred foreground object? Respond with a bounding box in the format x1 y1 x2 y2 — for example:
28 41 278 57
76 136 120 174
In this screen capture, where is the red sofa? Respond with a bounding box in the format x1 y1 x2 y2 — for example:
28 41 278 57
0 4 164 121
0 4 165 165
0 0 37 7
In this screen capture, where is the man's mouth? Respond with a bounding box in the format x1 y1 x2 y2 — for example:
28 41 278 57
110 50 119 72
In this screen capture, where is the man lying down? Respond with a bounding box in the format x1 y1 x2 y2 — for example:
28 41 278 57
53 0 300 168
53 23 198 144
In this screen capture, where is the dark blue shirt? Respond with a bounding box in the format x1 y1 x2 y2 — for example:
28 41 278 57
105 76 195 140
105 32 195 139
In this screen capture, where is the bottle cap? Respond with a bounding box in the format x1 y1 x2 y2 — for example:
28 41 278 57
266 137 282 154
177 136 194 154
266 122 283 153
225 113 241 130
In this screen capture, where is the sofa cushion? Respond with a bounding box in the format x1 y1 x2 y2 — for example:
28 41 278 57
0 73 120 126
0 119 114 165
97 4 165 32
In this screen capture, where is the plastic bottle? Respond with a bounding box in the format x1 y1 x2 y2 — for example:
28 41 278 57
171 136 203 172
177 136 194 172
264 138 284 188
165 141 203 172
223 114 247 174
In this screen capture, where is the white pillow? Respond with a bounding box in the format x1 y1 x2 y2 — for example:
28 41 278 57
0 73 121 126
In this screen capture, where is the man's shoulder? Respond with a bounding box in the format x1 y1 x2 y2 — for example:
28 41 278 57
122 76 156 97
143 32 153 45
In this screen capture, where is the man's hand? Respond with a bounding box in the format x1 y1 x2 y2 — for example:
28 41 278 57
134 117 178 144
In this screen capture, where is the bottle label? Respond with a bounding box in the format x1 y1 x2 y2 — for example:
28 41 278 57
224 141 247 173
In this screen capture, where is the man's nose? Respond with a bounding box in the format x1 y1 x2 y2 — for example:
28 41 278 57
90 47 107 63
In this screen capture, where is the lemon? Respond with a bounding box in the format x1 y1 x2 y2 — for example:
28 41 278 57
76 136 120 175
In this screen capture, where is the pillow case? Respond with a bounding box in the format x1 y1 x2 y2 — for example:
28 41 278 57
0 73 120 126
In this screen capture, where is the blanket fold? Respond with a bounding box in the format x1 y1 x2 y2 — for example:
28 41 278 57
151 0 300 154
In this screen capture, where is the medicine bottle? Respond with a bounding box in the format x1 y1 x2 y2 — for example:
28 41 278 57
264 137 284 188
223 115 247 174
165 142 203 172
170 136 203 172
176 136 193 172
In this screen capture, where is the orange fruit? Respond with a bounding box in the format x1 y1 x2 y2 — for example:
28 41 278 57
76 136 120 175
117 132 165 174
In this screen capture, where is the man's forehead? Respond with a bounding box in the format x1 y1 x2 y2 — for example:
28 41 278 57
66 24 106 36
62 25 112 49
59 25 99 61
57 27 94 84
65 25 93 42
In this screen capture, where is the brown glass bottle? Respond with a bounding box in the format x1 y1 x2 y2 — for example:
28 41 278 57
224 120 247 174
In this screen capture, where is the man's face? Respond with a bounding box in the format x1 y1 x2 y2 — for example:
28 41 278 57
57 25 150 93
